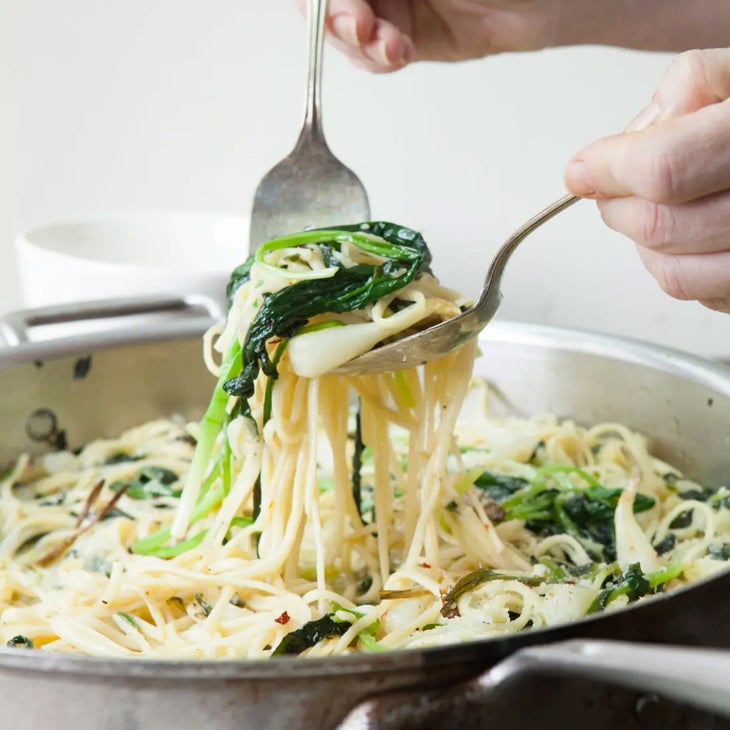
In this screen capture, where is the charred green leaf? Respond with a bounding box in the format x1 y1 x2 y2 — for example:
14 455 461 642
487 465 655 562
352 404 366 524
588 563 650 614
223 222 432 417
653 533 676 555
104 452 145 465
196 593 213 617
441 569 543 618
72 355 93 380
6 635 33 649
473 471 528 502
708 543 730 560
110 466 180 500
272 614 352 656
226 257 255 307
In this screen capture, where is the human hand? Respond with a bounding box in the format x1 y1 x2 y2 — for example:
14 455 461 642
309 1 730 73
303 0 566 73
565 49 730 313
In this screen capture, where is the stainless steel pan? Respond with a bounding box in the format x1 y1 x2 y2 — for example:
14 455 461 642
0 297 729 730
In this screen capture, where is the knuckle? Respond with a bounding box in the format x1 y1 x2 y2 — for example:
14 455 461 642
597 203 616 231
650 254 691 300
655 49 720 112
665 50 712 97
699 297 730 314
637 203 674 250
641 145 683 203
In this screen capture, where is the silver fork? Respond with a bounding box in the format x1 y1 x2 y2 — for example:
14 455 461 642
334 193 580 375
248 0 370 254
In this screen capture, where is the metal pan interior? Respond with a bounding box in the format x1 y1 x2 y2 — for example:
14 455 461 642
0 321 729 691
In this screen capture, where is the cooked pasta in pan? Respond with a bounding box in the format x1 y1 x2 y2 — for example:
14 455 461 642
1 223 728 658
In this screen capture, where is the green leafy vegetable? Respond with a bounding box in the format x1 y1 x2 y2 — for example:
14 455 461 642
537 557 568 581
647 562 683 589
179 338 241 522
357 632 386 652
588 563 650 613
352 404 366 524
139 529 207 558
669 509 693 529
132 465 231 556
101 506 134 522
441 568 544 618
262 339 289 425
708 487 730 510
653 533 676 555
329 602 383 652
110 466 179 500
473 471 528 502
6 635 33 648
173 222 433 553
528 440 546 465
272 614 352 656
662 475 730 510
230 515 254 528
196 593 213 617
104 452 145 465
133 514 252 558
708 543 730 560
588 562 681 614
226 258 254 307
223 222 432 417
480 465 655 561
230 593 245 608
117 612 139 629
38 492 66 506
73 355 93 380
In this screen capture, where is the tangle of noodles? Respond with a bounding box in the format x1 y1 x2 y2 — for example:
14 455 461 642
1 223 729 658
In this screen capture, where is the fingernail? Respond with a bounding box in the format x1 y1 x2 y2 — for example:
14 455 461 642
625 101 661 132
402 37 416 63
331 14 359 46
376 39 390 65
565 160 596 198
364 39 395 67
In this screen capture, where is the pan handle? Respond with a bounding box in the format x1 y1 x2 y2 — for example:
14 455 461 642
0 295 223 347
337 640 730 729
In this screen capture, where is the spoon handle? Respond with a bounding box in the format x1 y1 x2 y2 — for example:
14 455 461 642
479 193 580 308
303 0 328 137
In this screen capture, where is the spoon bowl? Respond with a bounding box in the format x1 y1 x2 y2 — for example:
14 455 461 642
334 194 580 375
249 0 370 253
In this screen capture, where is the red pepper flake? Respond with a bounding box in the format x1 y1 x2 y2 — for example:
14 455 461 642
420 562 431 569
274 611 290 625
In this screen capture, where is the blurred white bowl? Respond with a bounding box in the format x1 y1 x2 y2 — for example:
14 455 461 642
15 211 248 308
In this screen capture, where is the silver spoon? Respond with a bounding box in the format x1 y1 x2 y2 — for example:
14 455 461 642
334 193 580 375
248 0 370 254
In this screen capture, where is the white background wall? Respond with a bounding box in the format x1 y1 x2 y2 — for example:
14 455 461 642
2 0 729 357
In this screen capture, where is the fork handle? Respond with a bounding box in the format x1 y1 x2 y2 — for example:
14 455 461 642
303 0 328 138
